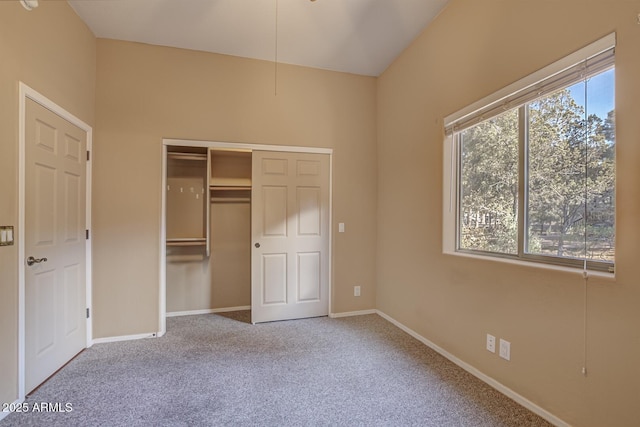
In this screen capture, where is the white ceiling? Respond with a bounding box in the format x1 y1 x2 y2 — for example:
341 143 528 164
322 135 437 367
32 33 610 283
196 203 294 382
67 0 450 77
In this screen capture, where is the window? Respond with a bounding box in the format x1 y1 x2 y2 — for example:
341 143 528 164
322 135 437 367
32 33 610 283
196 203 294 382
459 110 519 256
444 35 615 273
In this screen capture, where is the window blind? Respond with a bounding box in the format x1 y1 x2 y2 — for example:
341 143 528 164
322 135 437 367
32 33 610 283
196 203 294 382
444 34 615 135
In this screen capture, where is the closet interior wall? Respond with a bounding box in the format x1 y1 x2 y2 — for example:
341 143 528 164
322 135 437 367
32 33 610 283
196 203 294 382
166 147 252 314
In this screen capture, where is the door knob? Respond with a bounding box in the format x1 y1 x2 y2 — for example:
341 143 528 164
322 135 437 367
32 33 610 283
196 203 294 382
255 243 260 248
26 256 47 266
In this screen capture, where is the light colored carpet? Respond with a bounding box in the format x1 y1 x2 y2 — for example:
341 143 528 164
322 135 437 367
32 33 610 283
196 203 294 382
2 312 553 426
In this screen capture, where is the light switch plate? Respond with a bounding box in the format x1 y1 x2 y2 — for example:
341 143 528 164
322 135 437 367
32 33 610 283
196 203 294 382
338 223 345 233
0 226 14 246
499 339 511 361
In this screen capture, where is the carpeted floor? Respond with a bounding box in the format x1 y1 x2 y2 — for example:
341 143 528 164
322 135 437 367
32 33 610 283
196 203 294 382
2 312 553 426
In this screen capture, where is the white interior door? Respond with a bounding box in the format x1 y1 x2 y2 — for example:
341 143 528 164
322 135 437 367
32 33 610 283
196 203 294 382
251 151 330 324
25 98 87 393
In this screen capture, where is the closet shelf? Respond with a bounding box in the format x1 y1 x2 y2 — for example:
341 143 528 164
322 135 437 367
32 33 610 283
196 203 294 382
168 152 207 161
209 176 251 188
211 197 251 203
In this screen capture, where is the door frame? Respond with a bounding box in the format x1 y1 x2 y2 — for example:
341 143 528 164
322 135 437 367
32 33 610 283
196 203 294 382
18 82 93 400
159 139 333 336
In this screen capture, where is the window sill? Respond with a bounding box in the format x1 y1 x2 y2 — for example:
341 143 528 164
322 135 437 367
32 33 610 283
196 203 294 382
443 249 615 281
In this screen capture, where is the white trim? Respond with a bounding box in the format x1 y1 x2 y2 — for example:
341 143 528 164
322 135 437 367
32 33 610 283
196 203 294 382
158 144 167 337
443 249 615 280
329 309 377 318
163 138 333 155
442 133 456 254
166 306 252 318
328 154 333 317
159 139 333 333
18 82 93 402
86 129 93 347
92 333 157 345
18 83 26 402
375 310 570 427
444 32 615 127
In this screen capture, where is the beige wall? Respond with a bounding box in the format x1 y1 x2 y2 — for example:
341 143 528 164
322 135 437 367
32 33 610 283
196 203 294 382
0 0 95 409
376 1 640 426
93 39 378 338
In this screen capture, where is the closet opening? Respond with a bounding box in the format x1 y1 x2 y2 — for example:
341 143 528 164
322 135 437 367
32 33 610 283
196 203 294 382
164 146 252 322
159 139 333 333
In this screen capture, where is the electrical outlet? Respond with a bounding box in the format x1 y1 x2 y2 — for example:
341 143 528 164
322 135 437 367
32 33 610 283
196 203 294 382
499 339 511 361
354 286 361 297
486 334 496 353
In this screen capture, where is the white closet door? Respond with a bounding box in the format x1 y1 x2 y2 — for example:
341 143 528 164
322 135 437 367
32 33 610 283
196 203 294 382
251 151 330 323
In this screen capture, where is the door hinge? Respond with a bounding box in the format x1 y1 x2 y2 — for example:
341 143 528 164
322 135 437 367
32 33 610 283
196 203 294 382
86 229 90 240
86 151 90 161
86 308 90 319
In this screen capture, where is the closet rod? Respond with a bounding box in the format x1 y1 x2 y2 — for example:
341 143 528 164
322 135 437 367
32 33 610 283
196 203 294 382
168 152 207 161
166 237 206 245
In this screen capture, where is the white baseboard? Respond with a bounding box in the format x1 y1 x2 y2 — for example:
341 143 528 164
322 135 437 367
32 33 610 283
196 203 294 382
92 332 157 345
1 398 25 422
329 309 377 318
375 310 568 427
166 306 251 318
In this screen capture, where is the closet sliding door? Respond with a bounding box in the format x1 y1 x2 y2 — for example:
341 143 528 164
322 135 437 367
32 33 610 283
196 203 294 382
162 141 331 326
251 151 330 324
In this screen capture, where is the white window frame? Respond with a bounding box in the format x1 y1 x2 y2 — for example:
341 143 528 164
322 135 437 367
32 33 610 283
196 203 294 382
442 33 616 276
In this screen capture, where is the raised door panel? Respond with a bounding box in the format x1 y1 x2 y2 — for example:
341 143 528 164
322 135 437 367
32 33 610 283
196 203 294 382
297 252 320 302
63 265 81 337
33 270 56 357
34 164 56 247
262 186 288 237
297 187 321 236
262 253 288 305
63 172 82 243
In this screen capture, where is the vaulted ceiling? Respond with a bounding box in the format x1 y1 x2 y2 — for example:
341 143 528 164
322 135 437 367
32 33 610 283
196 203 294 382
68 0 450 77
